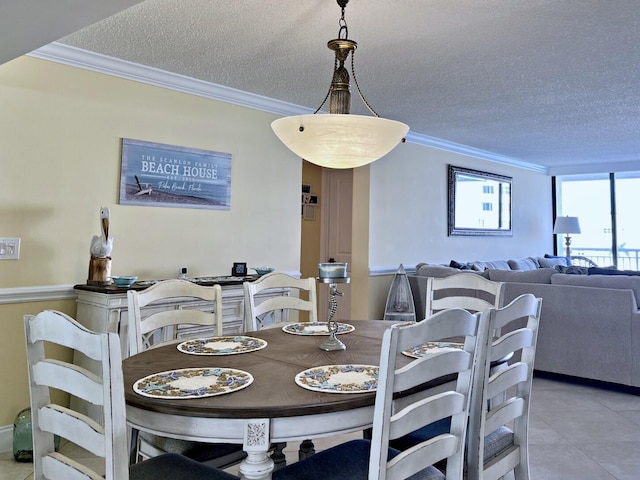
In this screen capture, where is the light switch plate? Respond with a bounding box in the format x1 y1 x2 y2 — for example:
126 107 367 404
0 238 20 260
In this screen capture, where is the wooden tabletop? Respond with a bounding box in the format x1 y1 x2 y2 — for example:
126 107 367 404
123 320 410 420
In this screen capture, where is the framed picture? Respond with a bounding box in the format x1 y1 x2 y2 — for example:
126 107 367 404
232 262 247 276
119 138 232 210
302 204 316 220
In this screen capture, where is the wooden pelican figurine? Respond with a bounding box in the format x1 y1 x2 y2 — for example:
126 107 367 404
90 207 113 258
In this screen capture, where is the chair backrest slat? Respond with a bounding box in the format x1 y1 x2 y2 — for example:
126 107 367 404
43 452 103 480
39 405 105 457
32 360 103 406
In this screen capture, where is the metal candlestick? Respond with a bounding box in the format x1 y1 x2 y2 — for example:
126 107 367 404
318 277 350 351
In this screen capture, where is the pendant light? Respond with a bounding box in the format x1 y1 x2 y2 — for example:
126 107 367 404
271 0 409 169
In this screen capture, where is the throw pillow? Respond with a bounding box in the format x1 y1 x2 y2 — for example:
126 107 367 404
538 255 568 268
508 257 539 271
449 260 471 270
554 265 589 275
470 260 511 271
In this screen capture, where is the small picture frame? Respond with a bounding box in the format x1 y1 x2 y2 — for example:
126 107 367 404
232 262 247 276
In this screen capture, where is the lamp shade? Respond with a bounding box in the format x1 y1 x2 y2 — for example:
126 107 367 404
271 114 409 169
553 216 581 234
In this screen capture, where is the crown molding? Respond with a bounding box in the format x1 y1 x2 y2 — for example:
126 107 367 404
404 131 549 174
28 42 558 175
28 43 311 117
548 160 640 176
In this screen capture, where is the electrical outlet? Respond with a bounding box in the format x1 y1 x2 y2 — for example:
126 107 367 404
0 238 21 260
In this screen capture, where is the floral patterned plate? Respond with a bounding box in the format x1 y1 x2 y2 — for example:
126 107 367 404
295 364 378 393
402 342 464 359
133 367 253 399
282 322 355 336
177 336 267 355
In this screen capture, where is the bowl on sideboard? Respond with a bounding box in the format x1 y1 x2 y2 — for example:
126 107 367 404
253 267 275 276
111 276 138 287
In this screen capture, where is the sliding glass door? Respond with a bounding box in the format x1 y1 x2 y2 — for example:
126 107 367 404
554 172 640 269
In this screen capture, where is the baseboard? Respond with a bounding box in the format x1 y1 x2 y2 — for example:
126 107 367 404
0 424 12 453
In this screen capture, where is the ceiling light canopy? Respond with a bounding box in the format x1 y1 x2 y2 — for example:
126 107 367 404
271 0 409 169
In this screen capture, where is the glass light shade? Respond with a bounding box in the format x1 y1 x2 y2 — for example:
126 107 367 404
271 114 409 169
553 216 581 234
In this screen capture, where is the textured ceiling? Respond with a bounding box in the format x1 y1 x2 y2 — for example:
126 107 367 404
9 0 640 174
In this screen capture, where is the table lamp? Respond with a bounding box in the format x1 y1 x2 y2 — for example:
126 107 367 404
553 216 581 257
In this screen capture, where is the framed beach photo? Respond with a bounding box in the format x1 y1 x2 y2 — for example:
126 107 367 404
119 138 232 210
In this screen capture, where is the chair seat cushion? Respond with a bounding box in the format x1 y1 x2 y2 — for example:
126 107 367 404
483 426 514 461
272 439 444 480
129 453 240 479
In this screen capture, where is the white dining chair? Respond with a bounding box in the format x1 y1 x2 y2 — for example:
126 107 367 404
127 279 245 468
24 310 239 480
272 306 488 480
466 293 542 480
425 273 505 318
243 272 318 331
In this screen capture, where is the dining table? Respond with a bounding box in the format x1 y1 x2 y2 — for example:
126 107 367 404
123 319 432 479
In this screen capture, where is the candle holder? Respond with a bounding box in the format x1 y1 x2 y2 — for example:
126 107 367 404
317 276 350 351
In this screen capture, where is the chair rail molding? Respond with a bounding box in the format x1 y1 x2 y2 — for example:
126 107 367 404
0 284 77 305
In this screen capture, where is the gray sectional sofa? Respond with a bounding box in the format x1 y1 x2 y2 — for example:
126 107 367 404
409 257 640 388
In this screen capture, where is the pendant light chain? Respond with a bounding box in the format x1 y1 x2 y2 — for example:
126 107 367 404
350 51 380 118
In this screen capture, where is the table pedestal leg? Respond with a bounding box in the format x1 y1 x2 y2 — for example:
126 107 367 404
240 419 274 480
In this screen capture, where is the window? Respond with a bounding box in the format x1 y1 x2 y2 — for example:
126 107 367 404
482 202 493 211
555 172 640 269
483 185 494 194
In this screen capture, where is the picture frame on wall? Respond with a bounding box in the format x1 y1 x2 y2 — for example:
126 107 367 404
447 165 512 236
119 138 232 210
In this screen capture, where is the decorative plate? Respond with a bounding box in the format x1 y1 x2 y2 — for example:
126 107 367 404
295 364 378 393
177 336 267 355
133 367 253 399
282 322 355 336
402 342 464 359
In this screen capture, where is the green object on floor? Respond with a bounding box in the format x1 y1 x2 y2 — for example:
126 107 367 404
13 407 60 462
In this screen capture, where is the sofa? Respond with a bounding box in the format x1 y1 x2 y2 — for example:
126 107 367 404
408 256 640 388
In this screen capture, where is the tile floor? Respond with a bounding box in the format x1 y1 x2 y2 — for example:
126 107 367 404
2 375 640 479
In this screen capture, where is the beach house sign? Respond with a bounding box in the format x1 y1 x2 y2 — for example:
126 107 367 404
119 138 232 210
